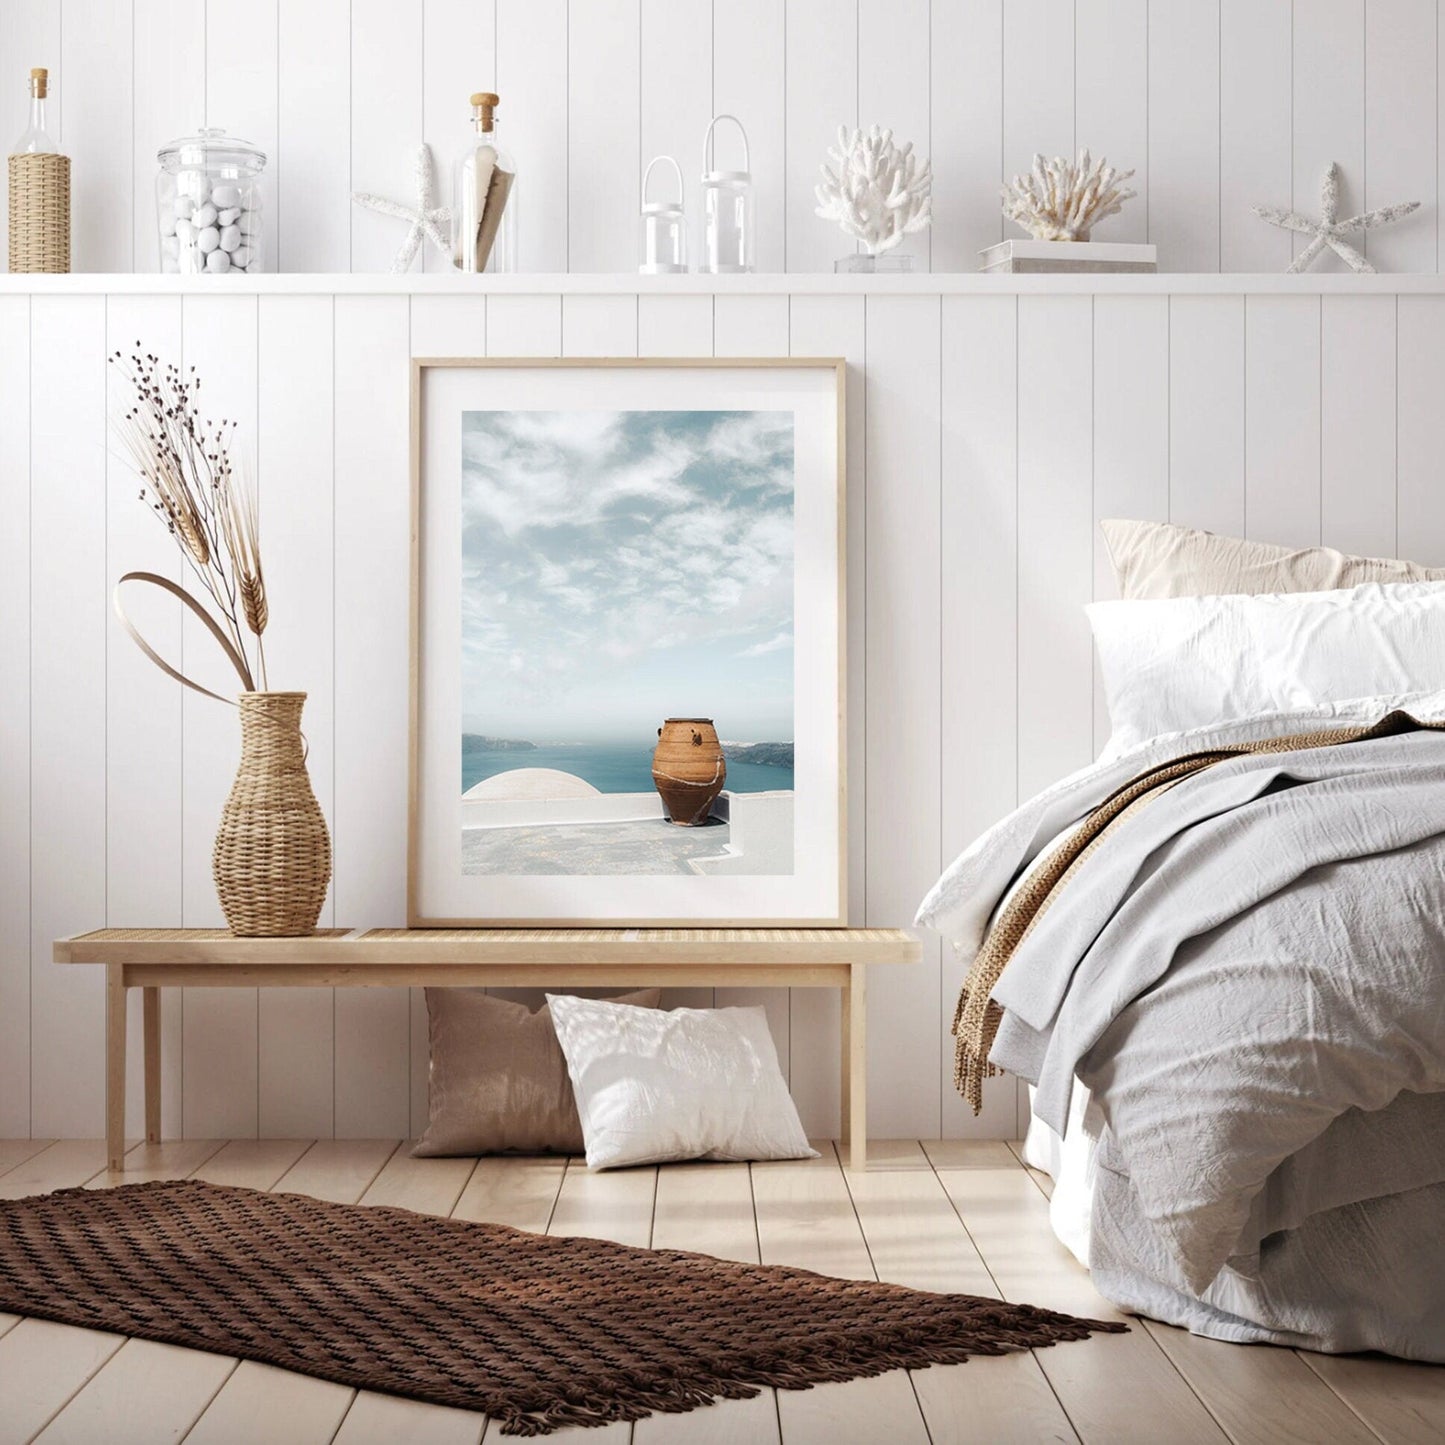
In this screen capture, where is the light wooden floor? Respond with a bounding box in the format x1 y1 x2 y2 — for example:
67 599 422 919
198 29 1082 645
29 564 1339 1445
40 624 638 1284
0 1139 1441 1445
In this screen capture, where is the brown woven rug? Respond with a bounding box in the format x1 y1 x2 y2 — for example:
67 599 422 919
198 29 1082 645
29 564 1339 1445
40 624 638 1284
0 1179 1125 1436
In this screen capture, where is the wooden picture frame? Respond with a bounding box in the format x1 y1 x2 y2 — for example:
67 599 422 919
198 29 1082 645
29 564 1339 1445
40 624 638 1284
408 356 847 926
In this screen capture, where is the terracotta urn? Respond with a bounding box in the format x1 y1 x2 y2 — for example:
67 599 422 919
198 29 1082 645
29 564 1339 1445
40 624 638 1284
651 718 727 826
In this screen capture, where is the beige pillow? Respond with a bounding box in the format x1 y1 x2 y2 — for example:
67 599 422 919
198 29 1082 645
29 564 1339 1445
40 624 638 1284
1100 517 1445 599
413 988 661 1157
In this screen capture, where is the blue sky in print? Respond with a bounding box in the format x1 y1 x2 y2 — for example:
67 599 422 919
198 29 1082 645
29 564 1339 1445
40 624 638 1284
461 409 794 743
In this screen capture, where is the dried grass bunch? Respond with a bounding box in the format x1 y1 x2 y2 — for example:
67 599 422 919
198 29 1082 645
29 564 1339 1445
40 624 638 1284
110 346 268 693
1001 150 1136 242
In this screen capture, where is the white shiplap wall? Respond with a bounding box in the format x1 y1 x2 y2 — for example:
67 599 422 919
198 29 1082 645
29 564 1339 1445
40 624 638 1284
5 273 1445 1143
2 0 1444 275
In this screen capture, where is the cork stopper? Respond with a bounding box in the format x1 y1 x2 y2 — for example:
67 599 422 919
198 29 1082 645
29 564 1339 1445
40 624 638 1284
29 68 48 99
469 92 499 133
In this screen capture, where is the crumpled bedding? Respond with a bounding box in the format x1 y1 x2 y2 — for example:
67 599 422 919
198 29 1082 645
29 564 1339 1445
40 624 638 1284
917 693 1445 1358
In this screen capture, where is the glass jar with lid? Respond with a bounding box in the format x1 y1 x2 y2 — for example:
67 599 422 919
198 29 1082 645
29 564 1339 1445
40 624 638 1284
156 128 266 275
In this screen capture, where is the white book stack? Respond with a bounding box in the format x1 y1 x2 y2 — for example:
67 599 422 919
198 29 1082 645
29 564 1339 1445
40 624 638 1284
980 239 1157 273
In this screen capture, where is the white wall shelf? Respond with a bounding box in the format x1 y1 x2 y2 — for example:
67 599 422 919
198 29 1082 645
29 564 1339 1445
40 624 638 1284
4 271 1445 297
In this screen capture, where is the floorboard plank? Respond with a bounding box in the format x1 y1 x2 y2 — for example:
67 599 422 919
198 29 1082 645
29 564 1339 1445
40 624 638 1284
753 1145 931 1445
634 1162 780 1445
0 1139 110 1198
1300 1352 1445 1445
0 1138 55 1176
181 1360 354 1445
188 1138 314 1191
355 1144 476 1215
0 1319 125 1445
846 1141 1079 1445
451 1154 567 1232
34 1339 236 1445
924 1139 1230 1445
84 1137 226 1187
277 1139 401 1204
547 1159 656 1249
332 1390 486 1445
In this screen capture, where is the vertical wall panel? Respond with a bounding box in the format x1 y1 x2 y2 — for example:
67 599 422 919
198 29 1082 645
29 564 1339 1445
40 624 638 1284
0 297 30 1134
1148 0 1221 272
1075 0 1148 242
422 0 497 274
134 1 206 276
1092 296 1168 750
939 293 1018 1140
930 0 1004 270
29 296 107 1138
1364 0 1436 273
1294 0 1366 272
256 294 336 1137
62 0 134 273
498 0 568 273
350 0 423 273
785 0 858 273
568 0 640 272
715 0 786 273
1219 0 1292 272
333 295 412 1137
858 0 932 269
864 294 941 1138
641 0 712 275
788 292 865 1136
561 294 638 356
106 297 184 1140
1017 295 1092 798
280 0 352 273
1245 295 1322 545
637 294 712 355
1169 294 1245 533
1397 295 1445 564
1003 0 1073 183
710 295 793 1075
207 0 279 248
486 294 562 354
1321 294 1396 557
180 292 260 1140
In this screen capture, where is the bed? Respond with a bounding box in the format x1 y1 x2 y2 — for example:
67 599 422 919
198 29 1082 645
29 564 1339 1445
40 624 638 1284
916 521 1445 1361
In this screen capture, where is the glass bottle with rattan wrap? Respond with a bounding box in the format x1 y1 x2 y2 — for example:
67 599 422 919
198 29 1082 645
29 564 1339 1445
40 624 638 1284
213 692 331 937
156 128 266 275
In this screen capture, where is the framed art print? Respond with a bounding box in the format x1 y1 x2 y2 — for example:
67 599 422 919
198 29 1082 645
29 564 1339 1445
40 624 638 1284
409 357 845 925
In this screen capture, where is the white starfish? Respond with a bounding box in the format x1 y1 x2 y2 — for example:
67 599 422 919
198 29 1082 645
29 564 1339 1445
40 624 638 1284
1253 163 1419 274
351 144 453 273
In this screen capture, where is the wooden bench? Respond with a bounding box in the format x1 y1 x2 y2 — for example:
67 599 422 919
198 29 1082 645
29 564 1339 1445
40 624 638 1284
54 927 923 1174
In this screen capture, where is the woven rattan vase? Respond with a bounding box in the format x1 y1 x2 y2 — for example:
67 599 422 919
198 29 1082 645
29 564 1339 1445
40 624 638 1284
213 692 331 937
7 153 70 273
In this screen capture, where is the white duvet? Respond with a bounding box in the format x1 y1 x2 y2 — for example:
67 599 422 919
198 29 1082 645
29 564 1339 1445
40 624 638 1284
918 693 1445 1357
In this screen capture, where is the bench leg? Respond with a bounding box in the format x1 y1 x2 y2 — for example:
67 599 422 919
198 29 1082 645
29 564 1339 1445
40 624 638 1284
143 987 161 1144
841 962 866 1171
106 963 127 1172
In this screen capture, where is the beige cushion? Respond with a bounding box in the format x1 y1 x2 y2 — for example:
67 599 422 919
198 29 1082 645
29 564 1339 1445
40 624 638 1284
412 988 661 1157
1100 517 1445 599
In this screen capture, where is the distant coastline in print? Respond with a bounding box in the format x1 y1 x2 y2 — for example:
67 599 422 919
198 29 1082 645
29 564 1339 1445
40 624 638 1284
459 408 796 877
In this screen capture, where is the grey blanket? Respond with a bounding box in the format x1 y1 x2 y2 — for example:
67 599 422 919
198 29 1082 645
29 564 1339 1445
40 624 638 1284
917 698 1445 1355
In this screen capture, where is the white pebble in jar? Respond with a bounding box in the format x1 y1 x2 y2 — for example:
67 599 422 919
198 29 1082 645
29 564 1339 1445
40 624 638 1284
197 226 221 253
174 218 195 245
193 202 218 229
238 210 259 236
173 196 195 220
205 248 231 273
211 184 242 210
219 225 241 253
231 245 252 268
217 207 241 226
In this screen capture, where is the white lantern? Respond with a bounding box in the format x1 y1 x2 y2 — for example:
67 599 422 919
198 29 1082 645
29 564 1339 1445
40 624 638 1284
699 115 754 274
639 155 687 274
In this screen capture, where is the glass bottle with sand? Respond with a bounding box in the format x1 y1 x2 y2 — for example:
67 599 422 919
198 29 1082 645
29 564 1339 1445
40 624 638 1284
453 92 516 273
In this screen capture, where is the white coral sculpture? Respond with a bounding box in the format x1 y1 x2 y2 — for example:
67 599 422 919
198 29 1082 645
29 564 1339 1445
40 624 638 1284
815 125 932 255
1001 150 1136 241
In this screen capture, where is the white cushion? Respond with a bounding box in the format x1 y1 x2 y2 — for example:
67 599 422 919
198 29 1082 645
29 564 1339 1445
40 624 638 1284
1088 579 1445 755
547 994 817 1170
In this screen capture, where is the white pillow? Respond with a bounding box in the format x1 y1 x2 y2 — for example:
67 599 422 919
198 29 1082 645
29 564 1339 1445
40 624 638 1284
547 994 817 1170
1088 579 1445 755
